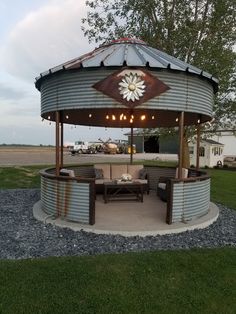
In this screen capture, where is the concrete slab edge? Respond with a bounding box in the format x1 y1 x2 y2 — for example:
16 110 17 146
33 201 219 237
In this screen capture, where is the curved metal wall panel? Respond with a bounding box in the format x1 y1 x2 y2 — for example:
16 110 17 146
171 178 210 223
40 69 213 117
41 176 90 223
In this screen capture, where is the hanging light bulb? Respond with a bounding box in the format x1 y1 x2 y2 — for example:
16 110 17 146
151 116 155 120
123 115 127 120
130 118 133 123
141 115 146 120
65 115 69 119
175 117 179 122
106 115 109 120
131 114 134 119
112 115 116 120
89 113 92 118
48 115 51 120
120 113 124 120
197 119 201 124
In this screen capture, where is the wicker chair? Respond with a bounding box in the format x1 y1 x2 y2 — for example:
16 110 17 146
157 168 188 202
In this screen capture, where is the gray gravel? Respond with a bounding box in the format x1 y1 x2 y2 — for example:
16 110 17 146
0 189 235 260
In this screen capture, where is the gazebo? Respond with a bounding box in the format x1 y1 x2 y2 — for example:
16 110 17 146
35 38 218 227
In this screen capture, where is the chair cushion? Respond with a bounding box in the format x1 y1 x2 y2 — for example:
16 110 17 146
175 167 188 178
94 164 110 179
111 164 128 179
139 168 147 179
127 164 143 179
95 168 103 179
158 182 166 190
60 169 75 177
133 179 148 184
95 178 112 184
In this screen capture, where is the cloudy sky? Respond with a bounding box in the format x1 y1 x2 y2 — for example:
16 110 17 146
0 0 128 145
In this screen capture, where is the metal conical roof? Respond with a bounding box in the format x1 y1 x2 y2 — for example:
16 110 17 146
35 38 218 90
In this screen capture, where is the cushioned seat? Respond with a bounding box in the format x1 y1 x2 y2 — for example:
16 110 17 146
157 168 188 201
60 168 75 177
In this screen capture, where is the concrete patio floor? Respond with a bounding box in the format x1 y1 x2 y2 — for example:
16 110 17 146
34 191 219 237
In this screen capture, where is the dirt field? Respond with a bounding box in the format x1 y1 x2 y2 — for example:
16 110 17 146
0 146 178 166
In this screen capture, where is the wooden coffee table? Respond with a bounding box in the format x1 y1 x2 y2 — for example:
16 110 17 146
103 181 143 203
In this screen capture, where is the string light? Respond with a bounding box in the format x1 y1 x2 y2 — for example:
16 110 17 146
119 113 124 120
197 119 201 124
130 118 133 123
106 115 109 120
89 113 92 118
112 115 116 120
48 115 51 120
141 115 146 120
65 115 69 119
175 117 179 122
151 116 155 120
123 115 127 120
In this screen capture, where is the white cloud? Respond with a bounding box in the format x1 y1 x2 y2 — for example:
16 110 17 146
1 0 95 82
0 0 128 145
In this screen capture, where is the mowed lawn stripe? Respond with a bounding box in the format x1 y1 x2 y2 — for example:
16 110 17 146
0 248 235 313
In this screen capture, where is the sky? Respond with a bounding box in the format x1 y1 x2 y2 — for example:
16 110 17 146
0 0 129 145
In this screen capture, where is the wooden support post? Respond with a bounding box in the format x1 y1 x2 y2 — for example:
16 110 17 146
130 126 133 164
196 124 201 171
60 121 64 168
178 111 184 179
55 111 60 176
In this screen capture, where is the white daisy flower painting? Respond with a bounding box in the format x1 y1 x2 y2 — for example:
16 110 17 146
119 73 146 102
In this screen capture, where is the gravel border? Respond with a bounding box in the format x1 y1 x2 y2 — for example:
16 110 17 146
0 189 235 259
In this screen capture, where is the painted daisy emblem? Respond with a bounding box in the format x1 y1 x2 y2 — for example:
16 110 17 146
119 73 146 102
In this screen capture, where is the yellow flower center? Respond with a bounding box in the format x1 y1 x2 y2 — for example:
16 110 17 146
128 83 136 91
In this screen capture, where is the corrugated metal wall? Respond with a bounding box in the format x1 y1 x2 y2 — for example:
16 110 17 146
41 176 91 224
40 69 213 117
172 178 210 223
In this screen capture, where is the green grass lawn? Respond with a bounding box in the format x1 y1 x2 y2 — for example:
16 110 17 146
207 169 236 209
0 248 235 314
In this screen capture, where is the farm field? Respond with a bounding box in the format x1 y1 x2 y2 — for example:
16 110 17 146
0 146 177 166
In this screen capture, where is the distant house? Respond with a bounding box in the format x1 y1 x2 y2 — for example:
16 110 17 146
189 139 224 168
211 130 236 157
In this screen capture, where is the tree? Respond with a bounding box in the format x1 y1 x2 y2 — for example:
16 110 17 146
82 0 236 166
